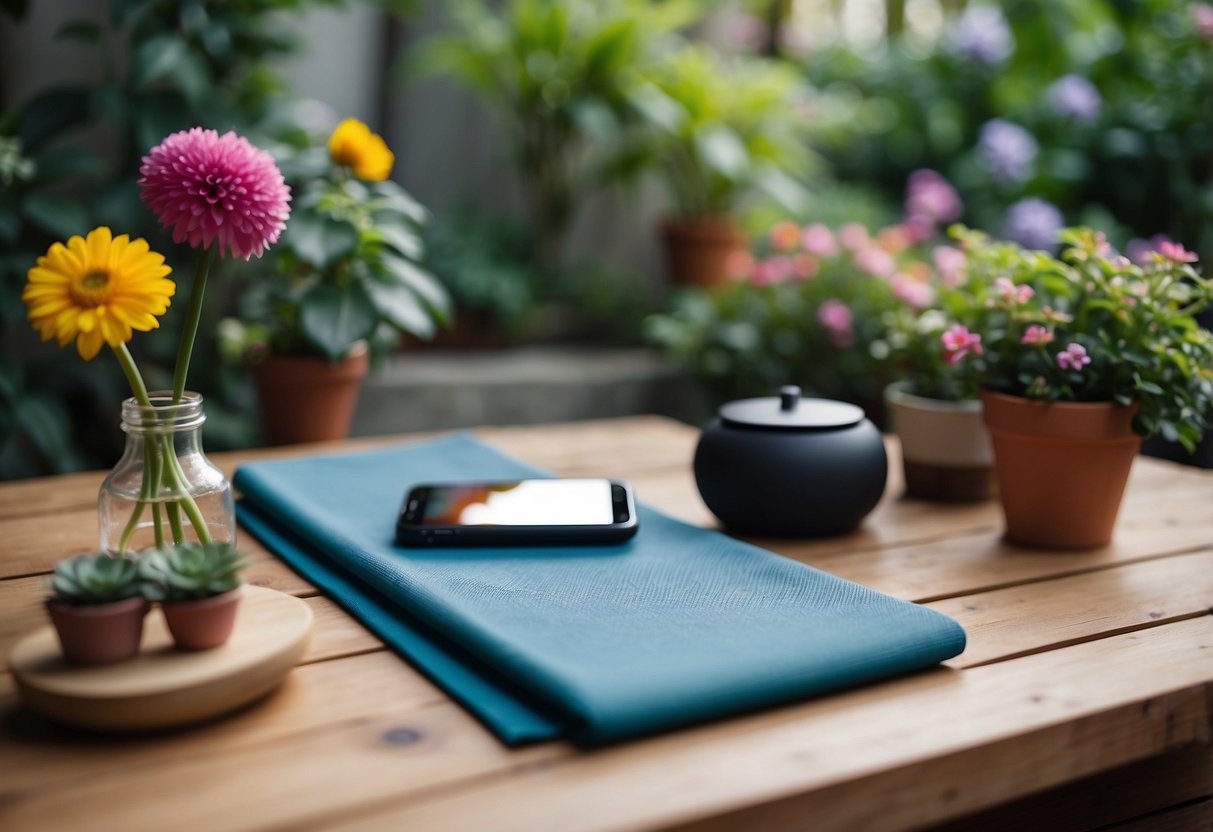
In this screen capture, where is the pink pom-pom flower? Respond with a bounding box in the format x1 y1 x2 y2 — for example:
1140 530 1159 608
139 128 291 260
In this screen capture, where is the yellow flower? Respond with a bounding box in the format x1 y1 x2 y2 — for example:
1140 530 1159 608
327 118 394 181
23 226 175 361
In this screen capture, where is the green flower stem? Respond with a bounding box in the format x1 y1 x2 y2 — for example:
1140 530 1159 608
111 342 211 549
160 445 212 544
171 244 217 404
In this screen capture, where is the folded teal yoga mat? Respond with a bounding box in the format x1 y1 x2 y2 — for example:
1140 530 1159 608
234 434 965 746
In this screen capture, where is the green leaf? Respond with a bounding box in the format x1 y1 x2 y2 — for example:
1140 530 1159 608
22 195 89 238
133 35 187 87
169 51 211 106
299 283 378 361
112 0 152 28
694 125 748 178
364 280 436 339
31 143 103 185
55 20 101 43
287 214 359 270
374 222 423 259
379 253 452 320
16 87 92 146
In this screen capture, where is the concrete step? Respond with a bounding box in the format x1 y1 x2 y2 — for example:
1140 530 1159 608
351 346 693 436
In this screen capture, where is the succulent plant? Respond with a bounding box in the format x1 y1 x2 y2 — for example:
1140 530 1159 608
138 542 247 602
47 553 143 606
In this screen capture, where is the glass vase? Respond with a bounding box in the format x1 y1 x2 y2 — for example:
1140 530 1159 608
99 391 235 555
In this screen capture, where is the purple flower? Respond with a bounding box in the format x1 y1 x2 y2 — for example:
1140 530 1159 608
1048 75 1101 122
978 119 1038 184
905 169 964 227
1004 197 1063 250
1056 342 1092 372
817 300 854 348
1127 234 1173 265
949 4 1014 64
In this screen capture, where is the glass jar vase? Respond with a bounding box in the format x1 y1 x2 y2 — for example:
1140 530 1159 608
98 391 235 555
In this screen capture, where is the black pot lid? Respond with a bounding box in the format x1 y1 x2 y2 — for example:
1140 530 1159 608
719 385 865 430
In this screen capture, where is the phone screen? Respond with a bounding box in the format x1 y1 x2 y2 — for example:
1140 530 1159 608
415 479 616 527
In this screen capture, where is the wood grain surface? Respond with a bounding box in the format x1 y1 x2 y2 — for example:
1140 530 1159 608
1 415 1211 831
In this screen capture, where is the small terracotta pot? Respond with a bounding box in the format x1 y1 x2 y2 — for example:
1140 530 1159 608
886 382 995 502
251 343 369 446
981 391 1141 549
162 587 242 651
659 217 748 289
47 596 149 665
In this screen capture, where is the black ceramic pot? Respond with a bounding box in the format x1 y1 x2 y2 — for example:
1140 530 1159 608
693 386 888 538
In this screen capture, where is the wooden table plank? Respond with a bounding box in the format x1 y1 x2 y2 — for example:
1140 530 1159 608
319 618 1213 832
3 616 1209 832
932 548 1213 667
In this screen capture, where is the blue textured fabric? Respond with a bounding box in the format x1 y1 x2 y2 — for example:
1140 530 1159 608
234 434 966 746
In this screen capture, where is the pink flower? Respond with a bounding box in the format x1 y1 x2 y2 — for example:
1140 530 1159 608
800 223 838 257
854 246 895 277
940 324 983 365
140 127 291 260
995 277 1034 304
1157 240 1198 264
752 256 794 286
933 246 966 287
891 274 936 309
817 299 854 348
1193 4 1213 39
1020 324 1054 345
1056 342 1092 372
839 223 870 251
904 169 963 225
791 253 819 280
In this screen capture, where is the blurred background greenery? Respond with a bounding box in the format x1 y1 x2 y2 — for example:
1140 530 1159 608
3 0 1212 478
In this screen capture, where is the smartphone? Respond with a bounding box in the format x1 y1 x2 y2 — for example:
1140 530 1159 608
395 478 639 547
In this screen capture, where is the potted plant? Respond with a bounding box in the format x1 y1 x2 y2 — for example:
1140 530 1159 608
948 227 1213 548
883 240 998 502
619 45 813 288
139 542 248 650
45 553 148 665
222 118 450 445
647 219 919 422
413 0 698 273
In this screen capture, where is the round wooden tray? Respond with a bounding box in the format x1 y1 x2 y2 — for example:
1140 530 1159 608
8 585 313 732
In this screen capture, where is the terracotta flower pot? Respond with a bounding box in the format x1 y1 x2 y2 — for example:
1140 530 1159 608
162 587 242 651
886 382 995 502
659 217 748 289
981 391 1141 549
251 343 369 446
46 596 149 665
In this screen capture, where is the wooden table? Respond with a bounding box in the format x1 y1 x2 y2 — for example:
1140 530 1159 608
2 415 1212 831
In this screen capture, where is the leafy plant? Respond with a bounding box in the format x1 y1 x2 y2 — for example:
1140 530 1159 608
951 227 1213 449
617 44 815 219
414 0 702 268
223 119 450 363
139 541 247 602
647 220 917 413
47 553 143 606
